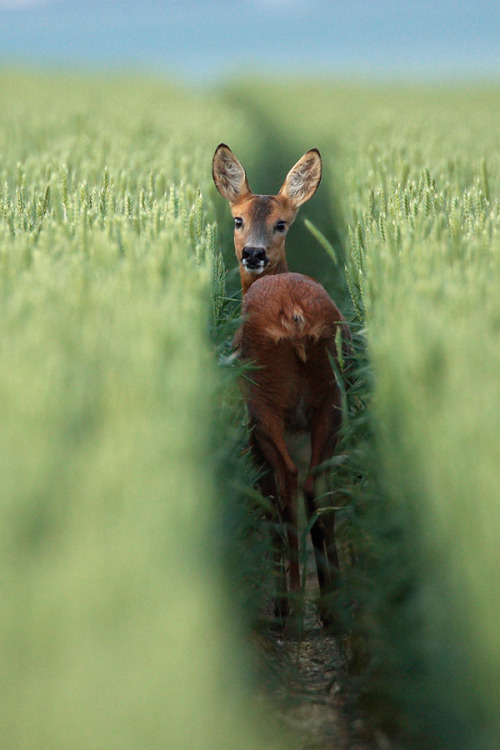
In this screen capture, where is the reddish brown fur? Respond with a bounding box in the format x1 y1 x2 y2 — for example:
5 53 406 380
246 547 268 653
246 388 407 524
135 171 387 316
230 193 295 294
213 144 349 631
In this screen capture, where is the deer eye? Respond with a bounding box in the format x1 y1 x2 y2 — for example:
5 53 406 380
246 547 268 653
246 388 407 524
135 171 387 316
234 217 243 229
275 220 286 233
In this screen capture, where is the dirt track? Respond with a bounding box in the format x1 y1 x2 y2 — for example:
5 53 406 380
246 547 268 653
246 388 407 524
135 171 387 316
258 567 383 750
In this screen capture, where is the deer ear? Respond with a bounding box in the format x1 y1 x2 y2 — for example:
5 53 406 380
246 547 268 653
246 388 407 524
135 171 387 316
212 144 251 204
279 149 322 208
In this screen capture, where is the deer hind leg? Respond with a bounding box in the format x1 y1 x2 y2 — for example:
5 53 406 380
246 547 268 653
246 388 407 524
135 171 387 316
249 433 289 622
303 404 342 632
251 419 301 626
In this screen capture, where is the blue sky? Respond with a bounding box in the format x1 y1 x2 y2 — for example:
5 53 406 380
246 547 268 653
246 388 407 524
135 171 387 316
1 0 499 81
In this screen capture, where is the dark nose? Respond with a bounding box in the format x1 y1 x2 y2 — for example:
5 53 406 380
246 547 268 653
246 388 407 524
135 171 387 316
242 246 266 264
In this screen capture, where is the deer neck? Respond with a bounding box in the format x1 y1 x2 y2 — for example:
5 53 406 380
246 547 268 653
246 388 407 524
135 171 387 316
240 257 288 296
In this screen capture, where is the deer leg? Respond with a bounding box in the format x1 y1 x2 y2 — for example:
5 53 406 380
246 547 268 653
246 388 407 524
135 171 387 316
249 433 288 621
251 420 301 626
303 404 342 631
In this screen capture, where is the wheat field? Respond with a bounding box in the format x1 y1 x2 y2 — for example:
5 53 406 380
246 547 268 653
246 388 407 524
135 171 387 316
1 70 500 749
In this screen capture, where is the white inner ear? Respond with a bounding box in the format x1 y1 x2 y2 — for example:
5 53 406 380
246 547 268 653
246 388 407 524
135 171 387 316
287 166 311 202
226 159 245 191
283 154 321 206
219 153 247 202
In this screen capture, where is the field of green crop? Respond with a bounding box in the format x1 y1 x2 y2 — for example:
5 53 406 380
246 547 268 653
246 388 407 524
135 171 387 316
0 72 287 750
1 70 500 749
224 81 500 747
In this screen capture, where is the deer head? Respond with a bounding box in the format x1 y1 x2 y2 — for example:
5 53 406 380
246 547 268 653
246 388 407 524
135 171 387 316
212 144 322 293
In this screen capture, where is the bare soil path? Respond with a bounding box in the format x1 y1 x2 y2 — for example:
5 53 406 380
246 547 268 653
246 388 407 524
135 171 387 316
257 559 389 750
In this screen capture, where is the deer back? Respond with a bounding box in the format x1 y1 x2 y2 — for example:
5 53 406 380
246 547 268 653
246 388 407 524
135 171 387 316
235 273 349 427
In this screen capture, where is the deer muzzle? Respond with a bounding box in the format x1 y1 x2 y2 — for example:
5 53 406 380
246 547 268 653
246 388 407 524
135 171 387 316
241 246 269 274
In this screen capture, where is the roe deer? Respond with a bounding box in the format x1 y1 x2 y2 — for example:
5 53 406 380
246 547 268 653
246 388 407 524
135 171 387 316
213 144 351 633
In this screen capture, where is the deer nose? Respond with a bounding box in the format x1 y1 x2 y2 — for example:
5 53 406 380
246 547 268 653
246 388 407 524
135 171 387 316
241 246 267 268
